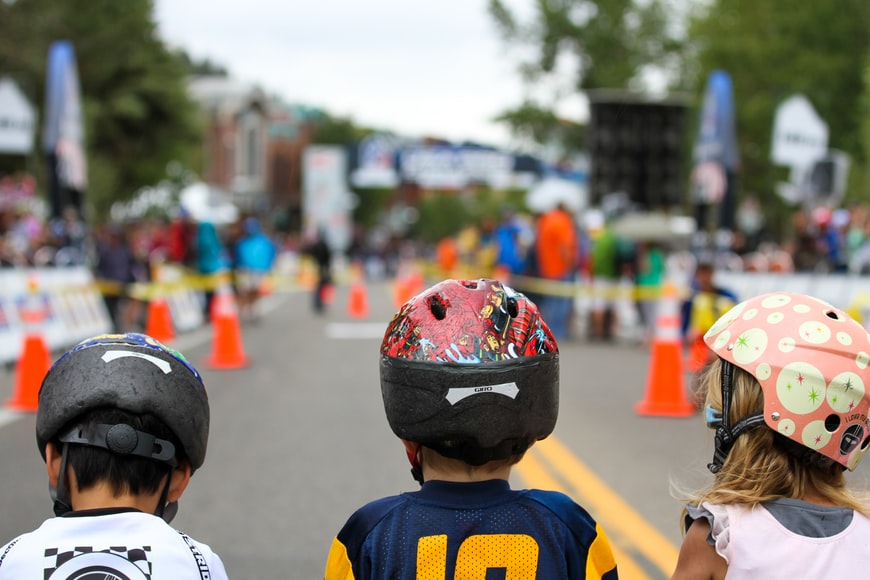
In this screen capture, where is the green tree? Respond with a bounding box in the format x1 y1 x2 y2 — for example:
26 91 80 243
488 0 686 146
0 0 202 219
857 57 870 196
688 0 870 233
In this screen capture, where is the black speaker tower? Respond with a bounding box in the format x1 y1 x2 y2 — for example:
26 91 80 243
586 90 689 209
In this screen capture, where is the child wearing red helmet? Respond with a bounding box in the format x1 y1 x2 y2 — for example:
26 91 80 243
673 292 870 578
324 279 617 579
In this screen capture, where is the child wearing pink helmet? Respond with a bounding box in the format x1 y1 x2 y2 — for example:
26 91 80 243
673 292 870 578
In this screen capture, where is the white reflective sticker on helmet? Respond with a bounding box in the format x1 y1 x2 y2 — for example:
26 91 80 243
101 350 172 374
446 382 519 405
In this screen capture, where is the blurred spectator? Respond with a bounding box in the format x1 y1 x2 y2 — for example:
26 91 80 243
635 241 666 343
435 235 459 278
196 221 229 316
475 216 498 276
493 205 526 276
682 259 738 405
735 195 765 252
233 217 277 321
94 224 136 332
455 223 479 276
167 209 197 267
788 209 822 272
303 229 333 315
534 202 578 340
47 206 87 264
845 204 869 268
589 222 619 341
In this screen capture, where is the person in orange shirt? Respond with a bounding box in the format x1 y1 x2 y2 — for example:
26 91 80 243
435 236 459 277
534 203 578 339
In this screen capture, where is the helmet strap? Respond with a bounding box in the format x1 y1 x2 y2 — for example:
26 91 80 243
155 467 177 523
707 360 765 473
51 442 73 517
406 444 424 485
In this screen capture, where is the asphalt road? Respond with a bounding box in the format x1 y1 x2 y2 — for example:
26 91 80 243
2 280 868 579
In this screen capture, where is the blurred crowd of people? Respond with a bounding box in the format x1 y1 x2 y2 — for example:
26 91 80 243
4 167 870 341
428 200 870 344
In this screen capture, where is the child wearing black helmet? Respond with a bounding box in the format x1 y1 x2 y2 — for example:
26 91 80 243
324 279 618 579
0 333 228 579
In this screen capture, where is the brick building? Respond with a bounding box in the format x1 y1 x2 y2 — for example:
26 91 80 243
187 76 319 230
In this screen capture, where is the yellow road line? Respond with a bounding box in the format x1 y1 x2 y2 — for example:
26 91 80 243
517 451 649 579
516 436 680 578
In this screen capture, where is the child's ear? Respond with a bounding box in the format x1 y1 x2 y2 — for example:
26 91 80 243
167 460 192 503
45 442 63 489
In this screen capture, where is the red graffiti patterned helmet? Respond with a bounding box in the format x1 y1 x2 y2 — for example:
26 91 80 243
704 292 870 470
380 279 559 465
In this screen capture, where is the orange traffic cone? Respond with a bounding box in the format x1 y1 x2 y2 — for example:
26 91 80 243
635 283 696 417
408 269 425 297
205 285 248 369
7 276 51 412
144 297 175 343
7 334 51 412
347 281 369 319
393 274 412 310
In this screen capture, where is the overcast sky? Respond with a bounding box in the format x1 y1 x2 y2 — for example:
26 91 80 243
153 0 587 149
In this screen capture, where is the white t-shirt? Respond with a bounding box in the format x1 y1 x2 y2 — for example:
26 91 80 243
690 500 870 579
0 508 228 579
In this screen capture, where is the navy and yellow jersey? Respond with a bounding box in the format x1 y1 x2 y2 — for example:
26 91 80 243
324 479 618 579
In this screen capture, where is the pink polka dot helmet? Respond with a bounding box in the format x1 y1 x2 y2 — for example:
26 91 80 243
704 292 870 471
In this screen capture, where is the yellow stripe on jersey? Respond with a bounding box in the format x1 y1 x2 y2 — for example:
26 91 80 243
324 536 354 580
586 523 618 579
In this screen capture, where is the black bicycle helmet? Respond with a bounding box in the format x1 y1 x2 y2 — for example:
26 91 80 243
36 333 209 520
380 279 559 466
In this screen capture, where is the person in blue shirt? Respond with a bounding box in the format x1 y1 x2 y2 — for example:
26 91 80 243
325 278 618 579
493 205 527 276
195 221 229 316
233 217 277 320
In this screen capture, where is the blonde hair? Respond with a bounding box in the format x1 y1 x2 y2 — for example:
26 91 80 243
677 359 870 529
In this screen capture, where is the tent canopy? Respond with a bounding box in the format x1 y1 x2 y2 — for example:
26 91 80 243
180 182 239 224
525 177 587 213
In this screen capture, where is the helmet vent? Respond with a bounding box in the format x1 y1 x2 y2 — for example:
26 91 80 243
429 295 447 320
506 297 518 318
824 414 841 433
825 310 840 320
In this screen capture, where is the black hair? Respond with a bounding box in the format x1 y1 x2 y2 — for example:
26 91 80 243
57 407 186 497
